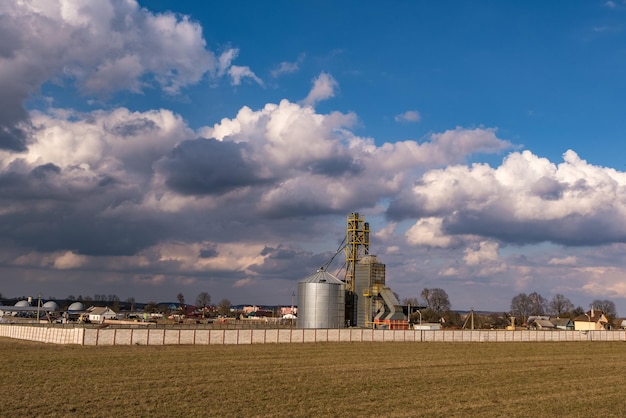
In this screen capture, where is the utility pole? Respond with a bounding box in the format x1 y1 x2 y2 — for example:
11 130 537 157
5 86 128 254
36 294 41 324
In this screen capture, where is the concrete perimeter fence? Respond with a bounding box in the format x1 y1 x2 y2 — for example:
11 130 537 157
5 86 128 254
2 324 626 346
0 324 84 344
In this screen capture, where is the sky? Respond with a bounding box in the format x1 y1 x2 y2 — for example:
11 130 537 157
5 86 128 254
2 0 626 313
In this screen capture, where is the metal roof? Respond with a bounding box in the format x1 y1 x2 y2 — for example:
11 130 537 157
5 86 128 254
68 301 84 311
299 269 344 284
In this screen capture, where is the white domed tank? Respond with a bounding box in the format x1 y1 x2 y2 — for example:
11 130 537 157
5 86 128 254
15 300 30 307
68 302 84 312
42 301 59 311
297 269 345 329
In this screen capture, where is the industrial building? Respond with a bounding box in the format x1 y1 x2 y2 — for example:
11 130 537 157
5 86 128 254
298 213 407 329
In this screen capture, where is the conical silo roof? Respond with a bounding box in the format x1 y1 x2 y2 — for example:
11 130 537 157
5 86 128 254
299 269 344 284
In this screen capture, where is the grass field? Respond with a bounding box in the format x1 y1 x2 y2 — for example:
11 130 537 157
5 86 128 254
2 338 626 417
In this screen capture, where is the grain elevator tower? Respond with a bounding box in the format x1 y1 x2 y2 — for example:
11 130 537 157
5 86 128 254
344 213 406 328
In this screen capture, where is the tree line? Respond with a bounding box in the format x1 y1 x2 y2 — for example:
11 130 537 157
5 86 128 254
143 292 233 317
509 292 617 323
402 288 620 329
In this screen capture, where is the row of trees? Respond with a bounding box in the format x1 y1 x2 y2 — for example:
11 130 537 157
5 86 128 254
401 288 620 328
510 292 618 322
171 292 232 316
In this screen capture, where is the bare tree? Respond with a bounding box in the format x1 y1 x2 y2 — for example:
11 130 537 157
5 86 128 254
421 288 451 315
144 301 158 313
549 294 574 316
217 298 232 316
402 297 419 307
528 292 547 316
590 299 617 320
195 292 211 308
176 293 185 306
126 297 136 312
510 293 532 322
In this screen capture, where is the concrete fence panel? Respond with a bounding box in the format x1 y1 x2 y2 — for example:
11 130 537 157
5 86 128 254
224 329 239 344
265 329 279 344
179 330 196 345
210 330 225 345
290 329 304 343
114 329 132 345
131 329 149 345
327 329 339 342
303 329 316 343
194 330 209 345
278 329 292 343
148 329 165 345
360 329 373 342
97 329 116 345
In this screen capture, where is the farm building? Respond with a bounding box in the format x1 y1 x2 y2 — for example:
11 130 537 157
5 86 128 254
88 307 117 324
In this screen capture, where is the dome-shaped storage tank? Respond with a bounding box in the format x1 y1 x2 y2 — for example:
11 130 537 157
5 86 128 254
42 301 59 311
68 302 84 312
15 300 29 307
297 269 345 329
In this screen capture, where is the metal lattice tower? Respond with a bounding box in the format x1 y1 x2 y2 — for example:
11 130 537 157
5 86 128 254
344 212 369 292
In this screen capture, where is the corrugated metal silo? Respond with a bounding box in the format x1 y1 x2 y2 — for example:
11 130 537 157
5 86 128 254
297 269 345 329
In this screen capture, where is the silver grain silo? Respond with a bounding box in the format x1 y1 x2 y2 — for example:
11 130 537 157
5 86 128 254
297 269 345 329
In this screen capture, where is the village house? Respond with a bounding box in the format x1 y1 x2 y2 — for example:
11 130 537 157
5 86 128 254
528 319 556 330
88 307 117 324
573 309 609 331
551 318 574 330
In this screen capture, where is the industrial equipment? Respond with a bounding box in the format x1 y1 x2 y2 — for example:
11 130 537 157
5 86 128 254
297 269 345 329
296 212 407 329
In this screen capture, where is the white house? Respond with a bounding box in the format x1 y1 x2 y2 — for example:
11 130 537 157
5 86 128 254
88 307 117 324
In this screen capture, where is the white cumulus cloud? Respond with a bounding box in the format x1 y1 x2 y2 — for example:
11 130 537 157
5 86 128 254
229 65 264 86
390 149 626 246
406 217 455 248
395 110 421 123
301 72 339 107
463 241 500 266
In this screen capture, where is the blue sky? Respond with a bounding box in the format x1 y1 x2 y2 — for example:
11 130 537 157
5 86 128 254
2 1 626 315
142 1 626 166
